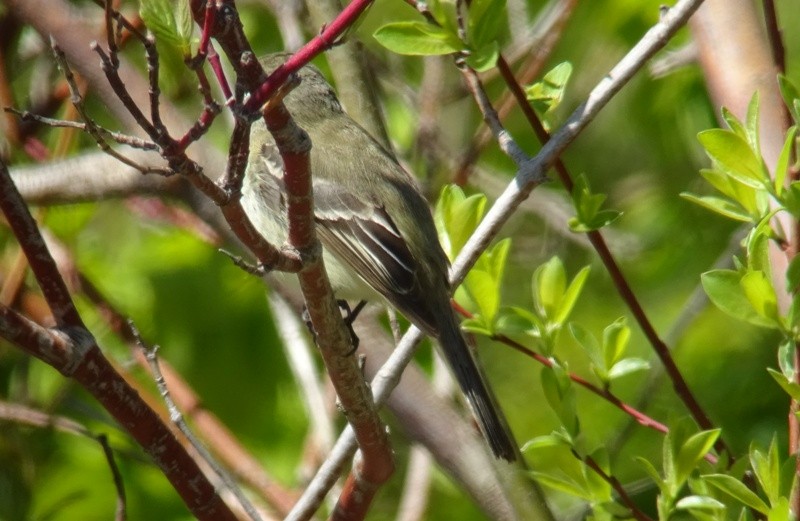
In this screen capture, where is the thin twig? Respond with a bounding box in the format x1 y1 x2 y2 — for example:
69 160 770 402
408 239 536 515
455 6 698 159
134 327 264 521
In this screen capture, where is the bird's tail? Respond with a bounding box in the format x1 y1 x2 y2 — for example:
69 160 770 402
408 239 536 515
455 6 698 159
437 312 518 462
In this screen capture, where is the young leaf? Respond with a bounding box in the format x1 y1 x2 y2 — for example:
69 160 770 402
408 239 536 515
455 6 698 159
750 435 781 506
607 358 649 380
554 265 590 324
698 129 767 188
525 62 573 116
140 0 182 47
701 270 776 328
467 0 507 49
778 75 800 122
679 193 753 222
465 41 499 72
435 185 486 259
704 474 769 514
534 257 567 320
739 270 780 327
374 22 463 56
675 429 720 488
602 317 630 369
674 495 726 512
745 92 761 153
774 126 797 197
767 368 800 401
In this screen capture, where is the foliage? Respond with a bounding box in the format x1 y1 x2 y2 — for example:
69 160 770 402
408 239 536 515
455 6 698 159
1 1 800 520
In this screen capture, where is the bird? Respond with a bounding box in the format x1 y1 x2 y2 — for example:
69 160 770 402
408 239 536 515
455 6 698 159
241 53 517 461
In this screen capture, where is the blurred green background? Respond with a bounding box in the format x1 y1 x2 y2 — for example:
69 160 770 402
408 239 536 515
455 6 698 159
1 0 799 519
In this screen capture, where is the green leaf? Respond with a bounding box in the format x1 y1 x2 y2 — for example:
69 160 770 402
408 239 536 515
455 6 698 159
675 495 726 512
721 106 747 140
679 193 753 222
745 92 761 152
602 317 630 369
554 266 590 324
534 257 566 320
521 434 570 451
525 62 573 115
676 429 720 487
778 75 800 122
541 362 579 436
699 168 763 218
374 21 463 56
464 239 511 326
698 129 767 188
467 0 507 49
465 41 499 72
530 471 591 500
570 323 604 380
774 126 797 197
435 185 486 259
140 0 184 48
740 270 780 326
635 456 666 491
704 474 769 513
767 368 800 401
496 306 543 337
569 174 620 232
607 358 650 380
750 435 781 505
778 340 797 380
701 270 776 328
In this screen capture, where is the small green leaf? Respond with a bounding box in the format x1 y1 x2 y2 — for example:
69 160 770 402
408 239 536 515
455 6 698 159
721 106 747 139
778 75 800 122
704 474 769 514
521 434 570 451
635 456 666 491
699 168 762 218
607 358 649 380
750 435 781 505
525 62 573 115
435 185 486 259
676 429 720 487
465 41 499 72
602 317 630 369
740 270 780 326
530 471 591 500
534 257 566 320
679 193 753 222
541 362 579 436
569 174 620 232
374 21 463 56
767 368 800 401
698 129 767 188
701 270 776 328
774 126 797 197
468 0 507 49
496 306 543 337
140 0 184 48
554 266 590 324
675 495 726 512
745 92 761 152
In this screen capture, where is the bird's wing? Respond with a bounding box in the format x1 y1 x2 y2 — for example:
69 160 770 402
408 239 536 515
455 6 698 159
312 179 417 300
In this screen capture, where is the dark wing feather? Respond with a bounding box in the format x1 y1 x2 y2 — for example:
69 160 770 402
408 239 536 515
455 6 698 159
314 181 415 295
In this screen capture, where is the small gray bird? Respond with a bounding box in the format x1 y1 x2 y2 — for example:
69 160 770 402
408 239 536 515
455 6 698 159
242 53 517 461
